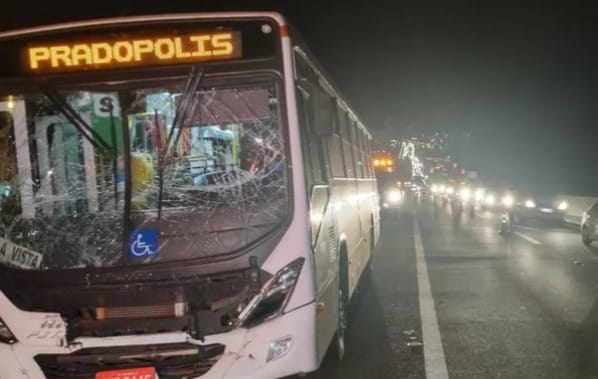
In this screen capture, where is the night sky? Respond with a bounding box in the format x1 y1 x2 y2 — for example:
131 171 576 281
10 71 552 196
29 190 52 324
5 1 598 195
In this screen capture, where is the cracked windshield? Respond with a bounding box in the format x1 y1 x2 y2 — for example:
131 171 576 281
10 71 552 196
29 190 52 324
0 79 287 270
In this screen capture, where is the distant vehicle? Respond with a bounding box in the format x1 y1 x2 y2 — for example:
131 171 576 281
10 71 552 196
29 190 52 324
417 187 432 201
581 200 598 246
508 192 568 225
372 151 404 212
375 171 404 211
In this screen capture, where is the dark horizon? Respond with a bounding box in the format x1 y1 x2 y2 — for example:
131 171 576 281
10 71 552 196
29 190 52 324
4 0 598 196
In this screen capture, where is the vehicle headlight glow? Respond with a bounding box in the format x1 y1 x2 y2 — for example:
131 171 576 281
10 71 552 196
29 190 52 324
558 201 568 211
485 194 496 206
474 188 485 202
525 199 536 208
459 187 471 201
387 190 402 203
239 258 304 327
502 195 514 208
431 184 438 193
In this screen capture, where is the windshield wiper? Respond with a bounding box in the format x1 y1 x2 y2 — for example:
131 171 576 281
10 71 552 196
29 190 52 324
42 87 114 154
43 87 121 209
156 65 204 219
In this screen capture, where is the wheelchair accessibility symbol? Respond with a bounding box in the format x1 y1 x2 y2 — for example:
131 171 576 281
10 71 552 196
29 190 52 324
128 228 158 260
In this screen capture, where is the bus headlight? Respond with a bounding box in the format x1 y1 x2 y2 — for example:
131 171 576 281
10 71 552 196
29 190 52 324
558 201 568 211
267 335 293 362
0 317 17 344
525 199 536 208
239 258 304 327
387 190 402 204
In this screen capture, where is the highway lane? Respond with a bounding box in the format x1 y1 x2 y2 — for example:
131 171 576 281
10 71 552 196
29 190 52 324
305 197 598 379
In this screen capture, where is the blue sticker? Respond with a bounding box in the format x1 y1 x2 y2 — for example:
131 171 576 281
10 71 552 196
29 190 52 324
128 228 159 260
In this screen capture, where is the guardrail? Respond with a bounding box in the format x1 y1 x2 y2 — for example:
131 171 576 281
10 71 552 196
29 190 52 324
555 195 598 226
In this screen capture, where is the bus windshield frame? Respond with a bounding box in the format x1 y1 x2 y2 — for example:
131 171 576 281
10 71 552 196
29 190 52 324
0 54 292 272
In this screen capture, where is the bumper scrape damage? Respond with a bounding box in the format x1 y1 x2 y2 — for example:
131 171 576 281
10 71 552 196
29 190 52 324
0 258 318 379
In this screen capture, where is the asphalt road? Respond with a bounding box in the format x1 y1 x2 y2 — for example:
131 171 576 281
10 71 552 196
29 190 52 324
306 196 598 379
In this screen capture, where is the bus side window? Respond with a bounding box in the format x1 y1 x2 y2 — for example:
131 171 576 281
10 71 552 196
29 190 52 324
341 112 356 178
296 86 326 188
356 127 368 178
364 135 374 178
328 100 346 178
352 121 364 179
313 90 334 179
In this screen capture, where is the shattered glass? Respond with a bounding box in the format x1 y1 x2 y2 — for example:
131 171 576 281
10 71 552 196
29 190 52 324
0 77 288 270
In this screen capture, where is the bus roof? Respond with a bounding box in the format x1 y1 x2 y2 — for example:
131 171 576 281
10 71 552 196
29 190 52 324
0 12 287 39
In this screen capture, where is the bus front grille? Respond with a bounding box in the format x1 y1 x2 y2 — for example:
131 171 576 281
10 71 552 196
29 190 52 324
96 302 186 320
34 342 224 379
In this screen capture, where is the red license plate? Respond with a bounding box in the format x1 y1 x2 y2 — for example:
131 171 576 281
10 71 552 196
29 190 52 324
96 367 156 379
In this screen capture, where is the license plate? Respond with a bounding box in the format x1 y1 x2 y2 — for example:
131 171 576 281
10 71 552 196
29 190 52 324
96 367 157 379
540 208 554 214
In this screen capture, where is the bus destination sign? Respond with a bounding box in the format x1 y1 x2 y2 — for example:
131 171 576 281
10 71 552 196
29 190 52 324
24 31 242 73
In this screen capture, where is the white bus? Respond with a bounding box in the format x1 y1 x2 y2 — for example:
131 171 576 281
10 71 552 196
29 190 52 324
0 12 380 379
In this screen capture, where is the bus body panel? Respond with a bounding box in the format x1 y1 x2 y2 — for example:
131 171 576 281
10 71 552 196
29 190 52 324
288 36 380 364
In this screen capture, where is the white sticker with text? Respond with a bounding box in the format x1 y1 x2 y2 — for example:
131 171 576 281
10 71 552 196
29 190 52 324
0 237 43 269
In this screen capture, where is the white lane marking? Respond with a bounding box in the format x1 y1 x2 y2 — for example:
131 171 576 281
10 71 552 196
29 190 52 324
414 217 450 379
514 231 542 245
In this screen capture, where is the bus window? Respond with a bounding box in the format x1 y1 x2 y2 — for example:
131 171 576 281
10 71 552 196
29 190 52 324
296 88 318 189
342 112 357 177
45 122 86 214
127 82 287 214
356 127 368 179
0 111 20 220
328 100 346 178
364 135 374 178
352 121 364 179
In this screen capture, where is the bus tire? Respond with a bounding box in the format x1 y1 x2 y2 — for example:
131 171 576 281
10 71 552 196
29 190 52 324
331 248 349 361
583 225 592 246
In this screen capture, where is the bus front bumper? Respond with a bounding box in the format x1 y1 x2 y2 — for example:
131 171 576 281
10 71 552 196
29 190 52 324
0 302 318 379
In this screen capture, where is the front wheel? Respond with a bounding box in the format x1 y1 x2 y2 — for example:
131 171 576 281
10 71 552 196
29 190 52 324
330 285 348 360
331 253 350 361
582 226 592 246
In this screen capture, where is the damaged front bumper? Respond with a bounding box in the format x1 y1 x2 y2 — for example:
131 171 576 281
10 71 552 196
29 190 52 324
0 300 318 379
